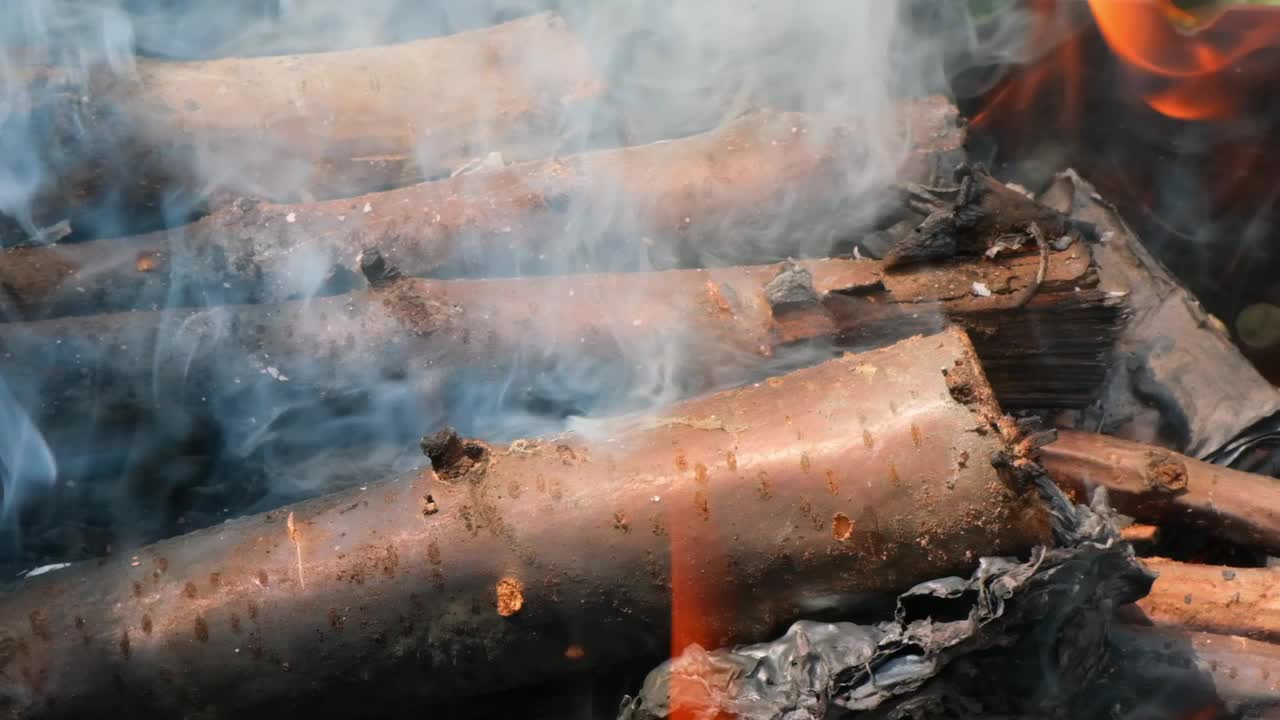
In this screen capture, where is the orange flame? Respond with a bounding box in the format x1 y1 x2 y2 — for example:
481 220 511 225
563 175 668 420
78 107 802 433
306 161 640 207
1087 0 1280 119
972 0 1084 131
667 456 726 719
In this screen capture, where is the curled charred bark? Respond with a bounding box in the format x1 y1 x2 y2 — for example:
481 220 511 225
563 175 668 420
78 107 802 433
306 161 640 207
1040 170 1280 458
0 97 965 320
881 163 1091 270
0 329 1051 718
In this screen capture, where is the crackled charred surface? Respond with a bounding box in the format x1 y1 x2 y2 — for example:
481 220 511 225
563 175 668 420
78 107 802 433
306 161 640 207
0 329 1050 718
0 97 964 320
1042 431 1280 555
1 13 603 248
1129 558 1280 644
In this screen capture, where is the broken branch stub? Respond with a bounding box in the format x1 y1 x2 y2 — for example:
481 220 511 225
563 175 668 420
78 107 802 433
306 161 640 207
0 328 1050 718
2 13 603 245
1041 430 1280 555
0 97 964 320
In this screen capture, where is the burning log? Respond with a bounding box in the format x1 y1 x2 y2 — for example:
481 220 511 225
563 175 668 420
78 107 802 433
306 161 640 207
1128 558 1280 644
4 13 602 245
0 97 964 320
1040 170 1280 458
1110 626 1280 715
1040 430 1280 555
0 329 1052 718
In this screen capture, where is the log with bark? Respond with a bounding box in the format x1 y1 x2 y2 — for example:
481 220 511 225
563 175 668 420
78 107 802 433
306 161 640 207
0 97 964 320
1040 430 1280 555
1126 557 1280 644
1 12 603 246
0 246 1121 566
0 328 1053 718
0 248 1121 465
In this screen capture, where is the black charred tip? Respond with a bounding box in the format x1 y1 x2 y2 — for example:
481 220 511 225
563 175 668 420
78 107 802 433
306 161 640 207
359 247 403 288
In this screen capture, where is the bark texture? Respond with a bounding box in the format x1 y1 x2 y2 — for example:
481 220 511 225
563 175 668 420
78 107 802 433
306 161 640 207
3 13 603 245
1041 430 1280 555
0 97 963 320
0 328 1051 718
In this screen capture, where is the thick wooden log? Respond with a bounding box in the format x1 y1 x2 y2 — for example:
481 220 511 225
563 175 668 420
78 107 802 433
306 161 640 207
0 97 964 320
1 13 603 245
0 249 1119 563
1129 558 1280 644
1040 430 1280 555
0 328 1051 718
0 248 1120 444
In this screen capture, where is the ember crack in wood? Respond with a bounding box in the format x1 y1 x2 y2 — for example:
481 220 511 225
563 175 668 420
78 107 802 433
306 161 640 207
1041 430 1280 555
2 13 602 245
0 329 1051 718
0 97 964 321
1128 558 1280 644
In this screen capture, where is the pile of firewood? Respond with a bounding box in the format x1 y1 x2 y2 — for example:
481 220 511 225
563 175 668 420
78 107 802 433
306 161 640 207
2 11 1279 720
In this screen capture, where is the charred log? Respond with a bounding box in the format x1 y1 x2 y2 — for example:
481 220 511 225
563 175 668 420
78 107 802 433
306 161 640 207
1040 170 1280 459
0 329 1052 718
1 13 602 246
0 97 965 320
1041 430 1280 555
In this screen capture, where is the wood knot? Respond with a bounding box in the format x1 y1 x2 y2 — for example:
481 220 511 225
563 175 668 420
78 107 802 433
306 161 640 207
1144 452 1188 495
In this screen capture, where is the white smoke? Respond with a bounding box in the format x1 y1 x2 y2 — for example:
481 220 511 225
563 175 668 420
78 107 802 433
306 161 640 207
0 0 1045 563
